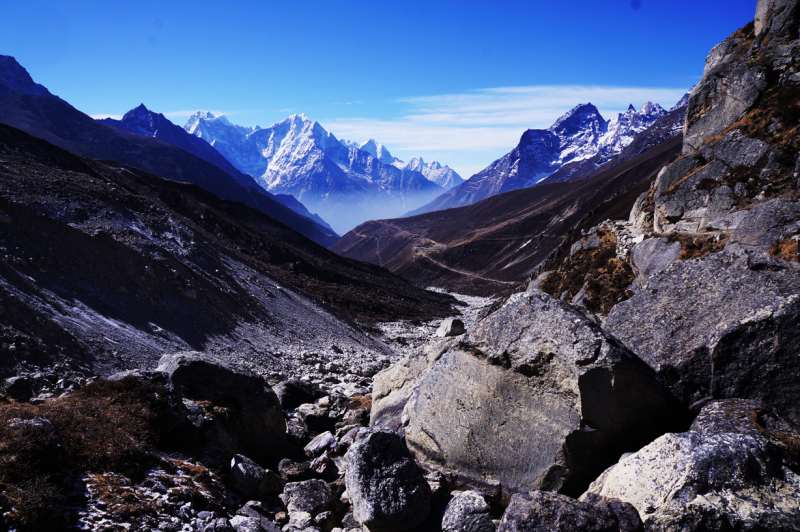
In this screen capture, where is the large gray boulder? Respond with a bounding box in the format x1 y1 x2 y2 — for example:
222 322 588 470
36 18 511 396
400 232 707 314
441 491 494 532
402 292 678 497
582 399 800 532
344 429 431 532
629 237 681 289
726 198 800 253
606 249 800 424
156 352 288 465
498 491 644 532
370 339 454 432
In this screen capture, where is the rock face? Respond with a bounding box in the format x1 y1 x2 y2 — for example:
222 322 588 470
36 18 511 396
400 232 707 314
344 429 431 532
582 399 800 532
498 491 644 532
643 0 800 238
156 352 289 465
606 249 800 423
441 491 494 532
370 339 454 432
402 292 678 497
628 237 682 289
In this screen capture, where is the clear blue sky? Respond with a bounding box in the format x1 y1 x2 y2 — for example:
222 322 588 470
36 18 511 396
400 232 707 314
2 0 757 177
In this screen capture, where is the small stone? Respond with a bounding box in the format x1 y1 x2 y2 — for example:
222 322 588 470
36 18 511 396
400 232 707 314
442 491 493 532
435 318 465 338
183 288 197 300
305 431 337 458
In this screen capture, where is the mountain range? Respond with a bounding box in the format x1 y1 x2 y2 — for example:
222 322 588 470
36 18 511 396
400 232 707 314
101 104 335 233
341 138 464 190
184 113 452 233
0 56 339 246
408 100 671 215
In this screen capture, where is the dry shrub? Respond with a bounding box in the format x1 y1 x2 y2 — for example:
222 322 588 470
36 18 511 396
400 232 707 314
0 377 169 531
3 476 67 531
666 233 729 261
541 227 635 316
769 237 799 262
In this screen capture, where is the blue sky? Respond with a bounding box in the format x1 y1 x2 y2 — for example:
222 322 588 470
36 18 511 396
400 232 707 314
2 0 757 177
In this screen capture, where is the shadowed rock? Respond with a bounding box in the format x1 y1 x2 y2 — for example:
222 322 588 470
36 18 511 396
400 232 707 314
499 491 643 532
344 429 431 532
606 249 800 424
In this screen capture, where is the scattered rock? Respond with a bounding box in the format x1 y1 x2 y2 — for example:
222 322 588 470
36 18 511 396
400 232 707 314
156 352 289 465
499 491 644 532
5 375 34 402
403 291 679 497
279 459 313 482
280 479 332 516
345 429 431 532
441 490 494 532
229 515 265 532
230 454 267 499
305 431 337 458
274 379 326 410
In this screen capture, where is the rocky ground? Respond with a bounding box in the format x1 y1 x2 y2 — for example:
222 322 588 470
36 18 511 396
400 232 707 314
5 2 800 532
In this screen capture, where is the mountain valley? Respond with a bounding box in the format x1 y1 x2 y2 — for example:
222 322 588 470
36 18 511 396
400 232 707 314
2 1 800 531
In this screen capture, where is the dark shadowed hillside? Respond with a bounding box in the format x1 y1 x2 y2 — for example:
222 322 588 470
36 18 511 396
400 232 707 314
0 123 455 377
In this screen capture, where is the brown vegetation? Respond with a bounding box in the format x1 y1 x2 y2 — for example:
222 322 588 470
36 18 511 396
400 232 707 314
665 233 730 261
769 237 799 262
541 227 635 316
0 377 169 531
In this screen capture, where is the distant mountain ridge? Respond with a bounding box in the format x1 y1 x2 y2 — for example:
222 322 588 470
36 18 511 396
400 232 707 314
408 101 669 215
0 55 339 247
185 113 445 233
339 137 464 190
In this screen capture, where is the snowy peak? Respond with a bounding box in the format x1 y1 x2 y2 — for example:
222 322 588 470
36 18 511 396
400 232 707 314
548 103 608 164
549 103 606 138
598 101 668 153
358 139 399 165
0 55 55 99
394 156 464 189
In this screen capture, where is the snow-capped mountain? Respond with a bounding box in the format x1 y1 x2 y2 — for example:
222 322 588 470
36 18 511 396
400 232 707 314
394 158 464 190
408 101 668 215
340 138 464 189
185 113 443 233
101 104 257 189
597 102 667 155
357 139 400 165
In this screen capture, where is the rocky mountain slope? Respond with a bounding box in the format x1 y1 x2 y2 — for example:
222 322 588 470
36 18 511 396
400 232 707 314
5 2 800 532
408 101 669 216
331 134 682 295
0 123 456 380
0 56 339 247
185 113 444 233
